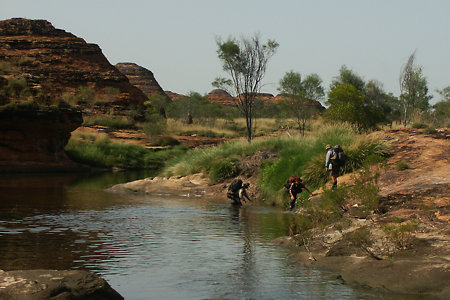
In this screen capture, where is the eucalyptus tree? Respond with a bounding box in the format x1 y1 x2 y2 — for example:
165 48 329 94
213 34 278 142
278 71 324 136
399 52 433 125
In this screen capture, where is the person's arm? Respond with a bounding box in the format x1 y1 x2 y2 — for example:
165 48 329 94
243 189 251 201
289 183 295 200
304 186 312 195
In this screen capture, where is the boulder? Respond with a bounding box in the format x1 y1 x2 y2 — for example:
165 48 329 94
0 269 123 300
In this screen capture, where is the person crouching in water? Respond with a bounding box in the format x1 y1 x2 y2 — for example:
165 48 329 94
325 144 339 190
227 179 251 206
286 177 312 210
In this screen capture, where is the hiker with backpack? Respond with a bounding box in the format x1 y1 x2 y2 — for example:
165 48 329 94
227 179 251 206
325 144 346 190
284 176 312 210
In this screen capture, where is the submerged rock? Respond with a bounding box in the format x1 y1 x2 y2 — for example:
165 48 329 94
0 269 123 300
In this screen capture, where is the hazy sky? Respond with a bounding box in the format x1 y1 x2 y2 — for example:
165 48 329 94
1 0 449 103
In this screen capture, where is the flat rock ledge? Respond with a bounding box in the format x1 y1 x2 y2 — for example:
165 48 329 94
106 173 213 198
274 237 450 299
0 269 123 300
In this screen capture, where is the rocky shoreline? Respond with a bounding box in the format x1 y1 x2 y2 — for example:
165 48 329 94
0 269 123 299
106 129 450 299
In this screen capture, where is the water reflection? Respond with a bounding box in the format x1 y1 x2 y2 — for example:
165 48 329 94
0 173 426 299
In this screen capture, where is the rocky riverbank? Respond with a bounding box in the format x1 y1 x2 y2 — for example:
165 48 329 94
106 128 449 298
0 269 123 299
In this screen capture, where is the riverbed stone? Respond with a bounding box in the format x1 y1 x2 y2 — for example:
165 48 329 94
0 269 123 300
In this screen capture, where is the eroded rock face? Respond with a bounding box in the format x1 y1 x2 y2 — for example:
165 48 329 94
0 18 148 117
115 62 169 100
0 269 123 300
0 105 84 172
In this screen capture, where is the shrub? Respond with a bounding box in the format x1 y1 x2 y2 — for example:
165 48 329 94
382 221 418 249
320 185 349 212
208 157 240 183
350 165 381 212
343 226 373 248
396 160 410 171
83 116 135 129
411 122 425 129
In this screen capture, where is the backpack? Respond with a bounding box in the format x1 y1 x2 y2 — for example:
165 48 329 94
284 176 301 192
228 179 243 193
331 145 347 167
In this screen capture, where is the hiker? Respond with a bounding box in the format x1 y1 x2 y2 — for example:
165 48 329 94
285 176 312 210
227 179 251 206
325 144 346 190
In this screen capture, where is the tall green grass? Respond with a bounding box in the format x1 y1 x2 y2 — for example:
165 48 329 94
65 135 188 170
160 137 296 178
162 122 390 206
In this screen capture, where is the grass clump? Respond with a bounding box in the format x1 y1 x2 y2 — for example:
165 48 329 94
396 160 410 171
343 226 373 248
208 156 240 183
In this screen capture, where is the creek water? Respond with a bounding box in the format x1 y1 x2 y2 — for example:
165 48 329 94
0 172 425 299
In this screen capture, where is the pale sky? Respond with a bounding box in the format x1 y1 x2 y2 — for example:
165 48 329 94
1 0 449 103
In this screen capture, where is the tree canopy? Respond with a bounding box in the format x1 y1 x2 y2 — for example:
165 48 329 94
214 33 278 142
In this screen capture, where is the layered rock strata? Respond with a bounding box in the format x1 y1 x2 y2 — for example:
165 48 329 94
115 62 169 100
0 18 148 117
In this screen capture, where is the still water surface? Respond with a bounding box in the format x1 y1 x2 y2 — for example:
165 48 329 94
0 172 424 299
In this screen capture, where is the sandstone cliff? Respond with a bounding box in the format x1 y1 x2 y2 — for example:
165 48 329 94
115 62 169 100
0 18 148 118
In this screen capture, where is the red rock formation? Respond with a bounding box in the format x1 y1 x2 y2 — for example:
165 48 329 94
165 90 186 101
270 94 325 111
115 62 169 100
206 89 236 106
0 104 84 172
0 18 148 118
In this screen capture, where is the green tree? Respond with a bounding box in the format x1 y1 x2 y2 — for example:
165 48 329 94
365 80 400 125
437 86 450 102
399 52 433 125
214 33 278 142
144 101 167 140
330 65 365 91
325 83 368 128
432 86 450 126
278 71 324 136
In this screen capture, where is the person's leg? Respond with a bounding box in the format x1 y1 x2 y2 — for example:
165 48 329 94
289 197 296 210
331 174 337 189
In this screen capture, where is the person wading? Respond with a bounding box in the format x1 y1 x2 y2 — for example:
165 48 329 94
285 176 312 210
227 179 251 206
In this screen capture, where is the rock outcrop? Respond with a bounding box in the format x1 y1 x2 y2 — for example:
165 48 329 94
165 90 185 101
0 104 84 172
205 89 235 106
0 269 123 299
115 62 169 100
0 18 148 118
270 94 326 111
